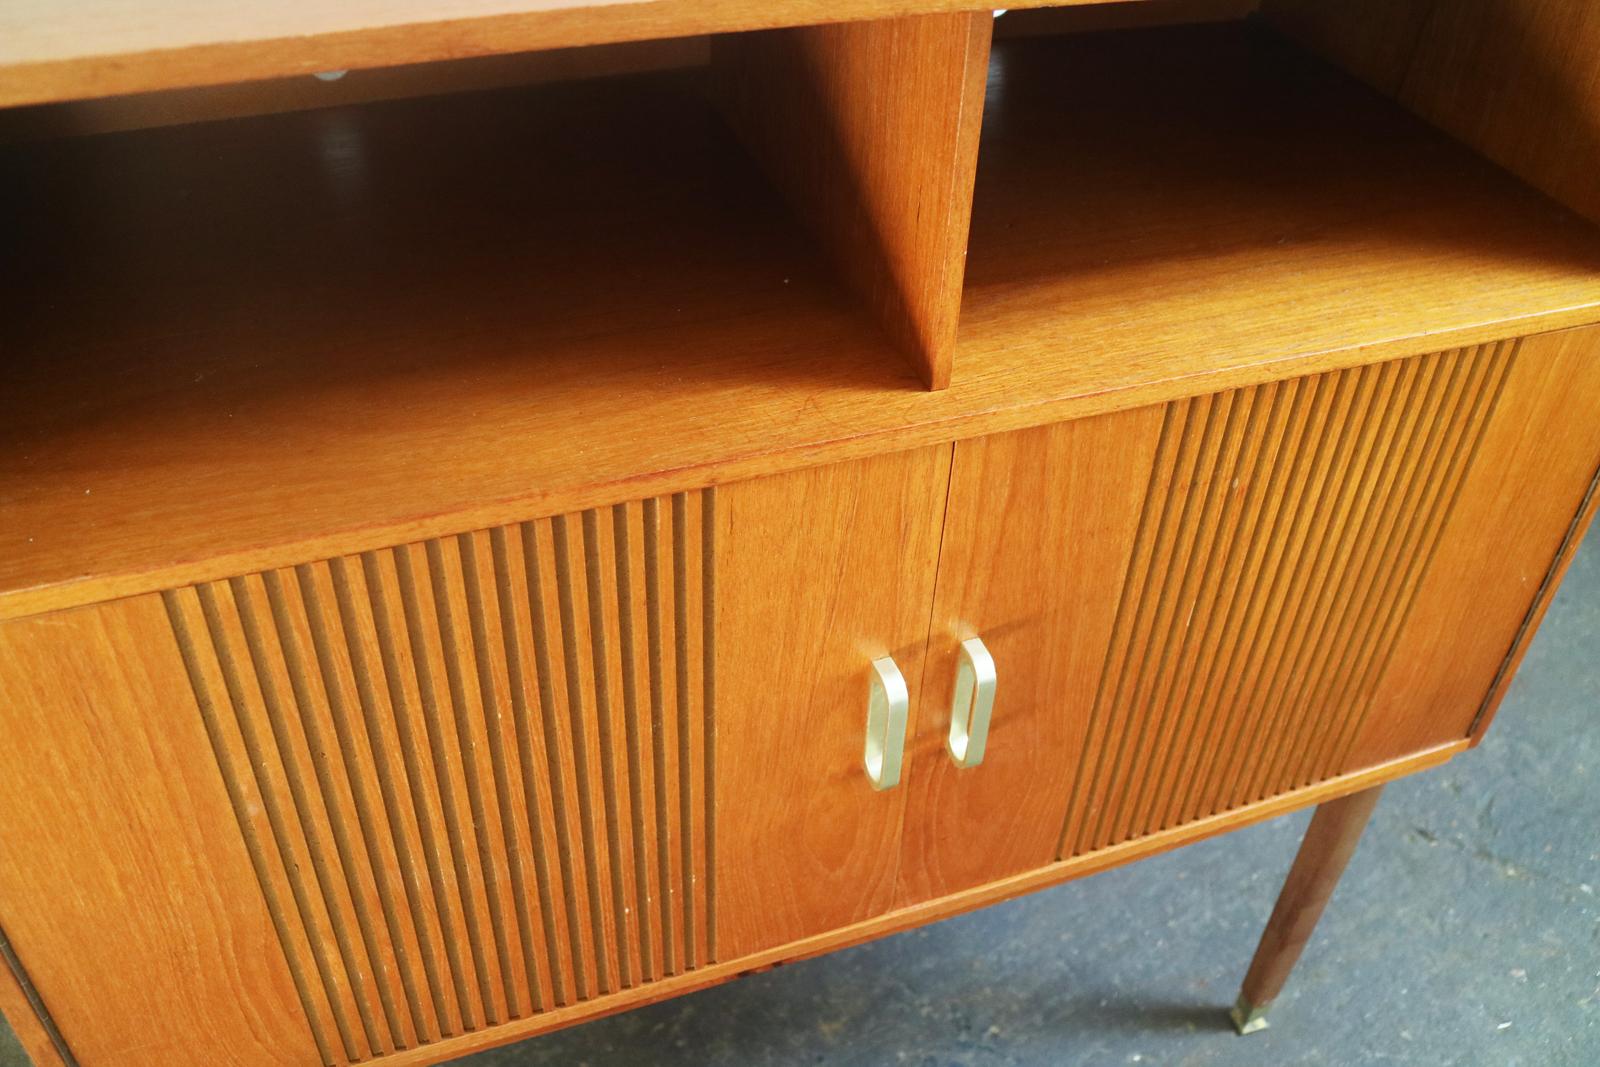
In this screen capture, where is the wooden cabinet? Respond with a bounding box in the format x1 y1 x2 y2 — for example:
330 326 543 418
5 4 1600 1065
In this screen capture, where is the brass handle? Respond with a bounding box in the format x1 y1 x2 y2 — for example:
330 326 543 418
947 636 996 768
864 656 909 791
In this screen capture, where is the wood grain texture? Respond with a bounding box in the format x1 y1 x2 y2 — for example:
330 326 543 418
714 12 991 389
898 405 1167 902
955 23 1600 432
368 740 1465 1067
1236 785 1383 1010
0 928 73 1067
1348 325 1600 768
1268 0 1600 226
1260 0 1435 95
889 335 1561 895
158 492 715 1063
714 446 951 959
6 25 1600 622
895 336 1583 886
1399 0 1600 225
0 597 322 1067
0 36 711 144
1469 447 1600 745
1058 344 1517 861
0 68 917 621
0 0 1086 108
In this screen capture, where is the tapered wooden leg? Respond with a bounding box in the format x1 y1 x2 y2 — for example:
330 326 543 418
1230 784 1384 1034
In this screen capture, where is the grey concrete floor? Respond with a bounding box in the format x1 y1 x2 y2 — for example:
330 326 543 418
3 528 1595 1066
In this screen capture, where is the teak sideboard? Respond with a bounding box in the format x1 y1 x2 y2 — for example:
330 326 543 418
3 2 1600 1064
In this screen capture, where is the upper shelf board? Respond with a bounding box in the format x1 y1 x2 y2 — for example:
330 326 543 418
0 0 1099 108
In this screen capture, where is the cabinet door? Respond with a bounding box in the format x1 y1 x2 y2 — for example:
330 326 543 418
895 404 1166 903
0 450 953 1065
4 505 727 1066
899 328 1600 903
0 596 324 1067
713 445 952 959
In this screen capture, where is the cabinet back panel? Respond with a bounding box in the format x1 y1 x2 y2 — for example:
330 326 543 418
162 494 715 1063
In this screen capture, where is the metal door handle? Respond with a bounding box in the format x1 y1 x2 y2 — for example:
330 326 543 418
864 656 909 790
947 636 996 768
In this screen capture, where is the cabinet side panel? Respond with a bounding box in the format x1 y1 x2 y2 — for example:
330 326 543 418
897 405 1166 902
1399 0 1600 225
0 595 323 1067
1469 457 1600 743
1348 325 1600 767
714 446 951 958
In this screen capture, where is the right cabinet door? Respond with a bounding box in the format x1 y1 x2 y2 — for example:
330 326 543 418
898 327 1600 904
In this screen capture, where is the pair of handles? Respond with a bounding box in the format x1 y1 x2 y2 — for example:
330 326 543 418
864 636 996 791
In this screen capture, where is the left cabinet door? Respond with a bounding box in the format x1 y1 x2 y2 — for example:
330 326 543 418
4 494 761 1066
0 595 326 1067
0 449 954 1066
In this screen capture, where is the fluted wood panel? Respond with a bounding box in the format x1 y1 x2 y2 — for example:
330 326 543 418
1057 343 1517 858
162 492 715 1064
1348 325 1600 763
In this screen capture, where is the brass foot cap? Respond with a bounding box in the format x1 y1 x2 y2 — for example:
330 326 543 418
1230 995 1270 1035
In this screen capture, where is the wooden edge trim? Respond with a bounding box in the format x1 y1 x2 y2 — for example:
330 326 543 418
0 924 77 1067
1467 456 1600 744
376 740 1466 1067
8 311 1600 624
0 1 1068 110
0 37 714 145
925 12 994 391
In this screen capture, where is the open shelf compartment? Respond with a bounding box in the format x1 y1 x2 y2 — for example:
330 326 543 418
954 19 1600 397
0 65 929 616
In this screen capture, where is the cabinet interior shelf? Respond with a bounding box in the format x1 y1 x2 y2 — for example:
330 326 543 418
4 20 1600 619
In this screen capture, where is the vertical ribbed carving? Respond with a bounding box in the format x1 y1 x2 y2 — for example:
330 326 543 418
165 491 716 1064
1058 343 1517 859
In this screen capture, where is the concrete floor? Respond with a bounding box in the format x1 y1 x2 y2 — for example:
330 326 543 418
3 528 1595 1066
